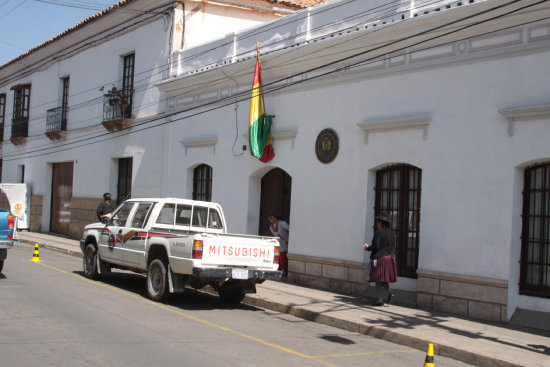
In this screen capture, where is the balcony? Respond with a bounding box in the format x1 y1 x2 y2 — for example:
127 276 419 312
11 117 28 145
102 94 132 132
46 106 68 140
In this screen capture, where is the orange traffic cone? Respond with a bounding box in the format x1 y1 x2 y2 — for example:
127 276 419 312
31 244 41 263
423 343 434 367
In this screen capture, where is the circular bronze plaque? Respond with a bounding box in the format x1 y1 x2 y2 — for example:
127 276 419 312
315 128 339 164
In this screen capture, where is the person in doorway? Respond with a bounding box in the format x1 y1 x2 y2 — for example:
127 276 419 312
96 192 115 223
364 212 397 306
268 213 289 276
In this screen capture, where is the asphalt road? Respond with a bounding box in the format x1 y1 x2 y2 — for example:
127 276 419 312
0 244 473 367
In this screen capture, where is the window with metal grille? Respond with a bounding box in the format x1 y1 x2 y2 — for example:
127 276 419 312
520 163 550 298
12 85 30 138
193 164 212 202
121 53 135 118
12 85 30 119
117 157 132 205
375 164 421 278
61 77 69 126
0 94 5 141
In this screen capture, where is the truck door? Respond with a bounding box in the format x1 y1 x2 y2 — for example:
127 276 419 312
98 201 135 264
120 202 154 267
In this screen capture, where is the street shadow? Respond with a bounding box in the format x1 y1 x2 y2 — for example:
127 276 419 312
331 293 550 357
318 334 356 345
0 273 6 279
73 270 259 312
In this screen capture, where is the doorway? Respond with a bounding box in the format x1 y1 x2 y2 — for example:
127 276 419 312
50 161 73 235
258 168 291 236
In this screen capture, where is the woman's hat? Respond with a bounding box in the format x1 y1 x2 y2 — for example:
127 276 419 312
375 212 392 224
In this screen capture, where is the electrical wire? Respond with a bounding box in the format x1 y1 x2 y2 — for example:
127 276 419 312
1 0 544 160
1 0 452 132
1 0 547 161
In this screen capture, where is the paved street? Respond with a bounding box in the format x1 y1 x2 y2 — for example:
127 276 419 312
0 245 474 367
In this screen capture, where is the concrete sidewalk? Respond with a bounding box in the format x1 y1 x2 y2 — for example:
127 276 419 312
15 231 550 367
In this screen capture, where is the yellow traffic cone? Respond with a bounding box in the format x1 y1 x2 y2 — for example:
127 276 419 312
31 244 41 263
423 343 434 367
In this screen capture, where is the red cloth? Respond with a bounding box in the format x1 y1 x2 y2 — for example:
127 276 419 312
279 251 287 272
369 254 397 283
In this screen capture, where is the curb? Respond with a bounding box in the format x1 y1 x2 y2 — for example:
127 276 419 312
18 239 83 258
18 239 523 367
242 295 521 367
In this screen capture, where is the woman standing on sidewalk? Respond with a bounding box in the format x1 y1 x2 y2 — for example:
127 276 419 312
364 213 397 306
268 213 289 276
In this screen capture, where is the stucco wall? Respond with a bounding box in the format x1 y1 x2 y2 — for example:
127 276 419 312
162 19 550 318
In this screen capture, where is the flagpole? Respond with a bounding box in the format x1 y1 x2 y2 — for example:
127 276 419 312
256 42 267 113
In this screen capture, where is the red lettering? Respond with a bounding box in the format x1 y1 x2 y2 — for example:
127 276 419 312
235 248 240 256
259 249 265 258
222 246 227 255
242 248 248 257
228 247 233 256
253 248 258 257
209 245 217 254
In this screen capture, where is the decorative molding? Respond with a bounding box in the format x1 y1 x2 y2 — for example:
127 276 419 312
498 103 550 136
101 118 131 132
272 129 297 148
417 269 508 288
180 137 217 154
244 128 297 148
45 130 67 141
357 116 431 143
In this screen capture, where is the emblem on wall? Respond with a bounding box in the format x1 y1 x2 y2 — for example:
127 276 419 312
315 128 339 164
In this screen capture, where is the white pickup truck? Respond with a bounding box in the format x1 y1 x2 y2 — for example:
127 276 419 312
80 198 281 303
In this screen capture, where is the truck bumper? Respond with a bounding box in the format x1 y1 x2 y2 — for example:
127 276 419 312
0 240 13 250
192 267 281 281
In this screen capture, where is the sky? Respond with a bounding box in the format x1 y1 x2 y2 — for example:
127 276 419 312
0 0 120 66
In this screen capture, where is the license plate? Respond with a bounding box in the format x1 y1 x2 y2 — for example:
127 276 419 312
232 268 248 279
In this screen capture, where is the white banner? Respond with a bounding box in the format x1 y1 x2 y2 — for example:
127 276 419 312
0 183 31 230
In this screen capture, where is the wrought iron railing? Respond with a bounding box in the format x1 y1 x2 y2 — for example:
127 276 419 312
46 106 67 133
103 95 132 121
11 117 29 138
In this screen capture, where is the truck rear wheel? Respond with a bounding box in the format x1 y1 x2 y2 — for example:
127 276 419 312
0 259 3 273
218 280 246 304
83 244 99 279
147 259 169 302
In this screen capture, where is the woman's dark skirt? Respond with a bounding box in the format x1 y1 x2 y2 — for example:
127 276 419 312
369 254 397 283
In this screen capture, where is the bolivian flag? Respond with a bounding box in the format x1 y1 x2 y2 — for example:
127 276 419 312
249 49 274 163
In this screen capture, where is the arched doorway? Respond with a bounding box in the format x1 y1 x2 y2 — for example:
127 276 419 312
258 168 292 236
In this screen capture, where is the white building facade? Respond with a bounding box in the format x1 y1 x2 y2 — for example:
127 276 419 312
1 0 549 325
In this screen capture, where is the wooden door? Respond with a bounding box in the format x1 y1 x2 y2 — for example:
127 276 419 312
258 168 291 236
50 162 73 235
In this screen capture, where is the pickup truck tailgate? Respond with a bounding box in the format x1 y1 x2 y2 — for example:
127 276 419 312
202 234 277 267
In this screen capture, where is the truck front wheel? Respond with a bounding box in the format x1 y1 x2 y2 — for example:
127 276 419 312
83 244 99 279
147 259 169 302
